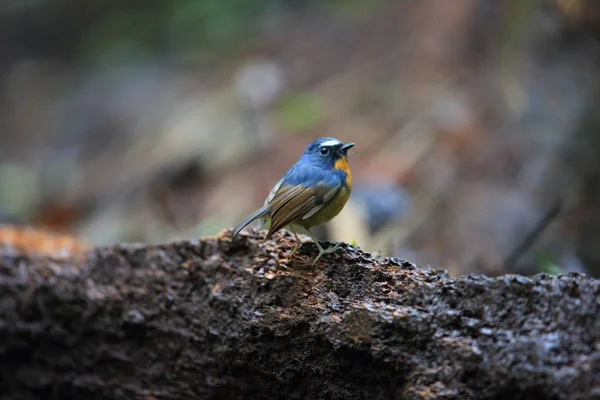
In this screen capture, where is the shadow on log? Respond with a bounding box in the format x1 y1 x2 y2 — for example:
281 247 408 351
0 229 598 399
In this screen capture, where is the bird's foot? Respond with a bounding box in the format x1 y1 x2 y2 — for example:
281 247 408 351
290 241 300 258
289 231 311 259
312 241 344 266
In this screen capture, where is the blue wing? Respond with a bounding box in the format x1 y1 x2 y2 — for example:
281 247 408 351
264 163 343 237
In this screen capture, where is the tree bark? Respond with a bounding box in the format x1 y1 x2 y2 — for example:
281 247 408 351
0 229 598 400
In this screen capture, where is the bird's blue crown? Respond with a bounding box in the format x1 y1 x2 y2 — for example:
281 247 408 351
283 137 351 188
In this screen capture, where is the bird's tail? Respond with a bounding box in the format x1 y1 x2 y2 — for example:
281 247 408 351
230 206 269 238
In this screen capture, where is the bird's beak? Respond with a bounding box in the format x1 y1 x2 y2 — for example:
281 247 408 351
340 143 355 154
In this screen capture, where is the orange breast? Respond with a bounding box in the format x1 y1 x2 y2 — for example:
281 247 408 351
334 156 352 190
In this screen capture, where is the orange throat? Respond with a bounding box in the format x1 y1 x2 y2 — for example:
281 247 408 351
334 157 352 190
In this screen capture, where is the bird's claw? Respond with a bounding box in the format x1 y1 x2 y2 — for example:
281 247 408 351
311 241 344 266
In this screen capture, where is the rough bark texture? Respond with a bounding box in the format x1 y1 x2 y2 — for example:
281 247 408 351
0 229 599 400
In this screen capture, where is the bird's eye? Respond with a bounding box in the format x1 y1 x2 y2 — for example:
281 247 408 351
320 147 329 155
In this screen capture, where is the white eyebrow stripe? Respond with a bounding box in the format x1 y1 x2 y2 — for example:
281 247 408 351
320 139 341 147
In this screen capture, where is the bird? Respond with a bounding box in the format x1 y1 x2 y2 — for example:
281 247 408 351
230 137 355 266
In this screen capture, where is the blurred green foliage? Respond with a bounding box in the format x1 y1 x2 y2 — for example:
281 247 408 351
76 0 391 61
277 92 326 132
537 253 562 276
82 0 270 61
0 163 37 219
325 0 392 17
192 217 226 237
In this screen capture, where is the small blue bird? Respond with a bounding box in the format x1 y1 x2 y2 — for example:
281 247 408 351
231 137 355 265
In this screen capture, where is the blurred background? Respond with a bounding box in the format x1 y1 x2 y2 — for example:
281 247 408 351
1 0 600 277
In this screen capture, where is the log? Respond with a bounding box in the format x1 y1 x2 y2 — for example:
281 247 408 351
0 229 598 400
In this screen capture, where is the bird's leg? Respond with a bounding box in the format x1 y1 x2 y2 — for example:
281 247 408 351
288 226 302 257
304 229 344 266
311 240 344 266
324 241 344 252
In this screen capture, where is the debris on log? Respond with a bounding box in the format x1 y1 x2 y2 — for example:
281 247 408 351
0 229 598 400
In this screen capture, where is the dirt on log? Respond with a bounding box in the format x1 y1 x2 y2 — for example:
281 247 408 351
0 229 598 400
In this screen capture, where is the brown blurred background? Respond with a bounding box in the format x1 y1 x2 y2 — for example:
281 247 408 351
1 0 600 277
